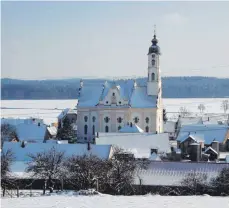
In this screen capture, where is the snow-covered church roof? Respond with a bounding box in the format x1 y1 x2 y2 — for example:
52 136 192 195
77 79 157 108
119 123 144 133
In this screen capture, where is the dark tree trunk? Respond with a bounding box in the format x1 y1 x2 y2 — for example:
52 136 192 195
43 180 47 195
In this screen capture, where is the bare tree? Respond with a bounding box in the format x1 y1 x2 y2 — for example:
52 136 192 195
64 154 110 192
178 106 191 117
1 149 15 196
1 124 18 147
108 147 149 195
181 171 208 195
26 147 66 193
211 167 229 196
197 104 206 114
221 100 229 114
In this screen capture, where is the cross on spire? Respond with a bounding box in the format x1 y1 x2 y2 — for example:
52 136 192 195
154 24 156 38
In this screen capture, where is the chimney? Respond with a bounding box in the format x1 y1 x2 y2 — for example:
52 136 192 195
87 142 91 151
38 122 41 126
211 140 219 156
96 132 99 138
130 122 133 127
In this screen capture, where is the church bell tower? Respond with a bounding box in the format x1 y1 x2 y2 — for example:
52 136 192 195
147 26 161 97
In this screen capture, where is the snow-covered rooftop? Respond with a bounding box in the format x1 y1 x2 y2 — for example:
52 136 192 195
179 134 205 143
3 142 112 162
96 133 170 158
16 123 47 142
178 117 203 126
47 126 57 136
177 124 228 145
163 121 176 133
119 124 144 133
134 161 229 186
58 108 77 120
77 80 157 108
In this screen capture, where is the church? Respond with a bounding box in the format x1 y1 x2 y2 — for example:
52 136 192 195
76 31 163 141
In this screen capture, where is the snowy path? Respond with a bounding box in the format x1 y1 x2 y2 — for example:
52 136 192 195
2 195 229 208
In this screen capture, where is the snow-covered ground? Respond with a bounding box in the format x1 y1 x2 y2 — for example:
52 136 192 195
1 98 228 125
2 194 229 208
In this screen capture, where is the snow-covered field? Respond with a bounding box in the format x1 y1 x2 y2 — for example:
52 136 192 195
2 194 229 208
1 98 228 124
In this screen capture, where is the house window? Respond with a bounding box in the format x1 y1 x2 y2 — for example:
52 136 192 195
105 126 109 133
152 59 155 66
145 126 149 132
145 117 149 124
118 126 122 130
133 117 139 123
84 125 88 135
104 117 110 123
84 116 88 122
92 125 95 135
151 73 155 81
117 117 123 123
92 116 96 122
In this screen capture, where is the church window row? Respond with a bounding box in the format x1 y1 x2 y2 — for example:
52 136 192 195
152 59 155 66
84 116 96 123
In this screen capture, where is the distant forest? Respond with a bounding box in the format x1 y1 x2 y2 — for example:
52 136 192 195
1 77 229 100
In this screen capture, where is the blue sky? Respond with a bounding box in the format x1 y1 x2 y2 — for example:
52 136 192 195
1 1 229 79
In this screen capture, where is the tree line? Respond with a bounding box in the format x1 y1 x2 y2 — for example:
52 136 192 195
2 76 229 99
1 147 229 196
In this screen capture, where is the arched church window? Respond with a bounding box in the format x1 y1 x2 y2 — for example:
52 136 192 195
117 117 123 123
145 126 149 132
145 117 149 124
92 125 95 135
152 54 155 58
84 116 88 122
118 126 122 131
105 126 109 133
104 117 110 123
151 73 155 81
84 125 88 135
133 117 139 124
92 116 96 122
152 59 155 66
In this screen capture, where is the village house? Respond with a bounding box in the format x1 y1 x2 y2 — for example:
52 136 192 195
58 108 77 129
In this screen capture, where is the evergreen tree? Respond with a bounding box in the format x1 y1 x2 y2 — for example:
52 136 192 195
57 117 76 142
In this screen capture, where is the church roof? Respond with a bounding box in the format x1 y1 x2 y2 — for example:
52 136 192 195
119 123 144 133
77 80 157 108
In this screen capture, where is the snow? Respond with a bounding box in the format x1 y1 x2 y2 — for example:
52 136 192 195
135 161 229 186
163 121 176 133
2 195 229 208
1 98 228 125
129 86 157 108
177 124 228 145
119 123 144 133
3 142 112 162
16 123 47 142
96 133 170 158
47 126 57 136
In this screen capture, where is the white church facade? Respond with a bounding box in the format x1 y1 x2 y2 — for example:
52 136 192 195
76 32 163 141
